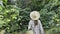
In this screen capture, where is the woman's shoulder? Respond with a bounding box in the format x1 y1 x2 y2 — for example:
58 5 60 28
38 20 41 24
38 20 40 21
29 20 34 25
29 20 33 23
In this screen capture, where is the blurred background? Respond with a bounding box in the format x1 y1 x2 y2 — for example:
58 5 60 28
0 0 60 34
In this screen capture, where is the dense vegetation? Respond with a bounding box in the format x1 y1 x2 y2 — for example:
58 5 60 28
0 0 60 34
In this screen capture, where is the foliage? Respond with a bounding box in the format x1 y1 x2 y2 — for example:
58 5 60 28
0 5 19 34
46 27 60 34
0 0 60 34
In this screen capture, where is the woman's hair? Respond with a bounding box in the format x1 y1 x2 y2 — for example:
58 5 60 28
34 20 38 26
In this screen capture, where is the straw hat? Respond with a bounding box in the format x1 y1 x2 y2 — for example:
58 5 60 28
30 11 40 20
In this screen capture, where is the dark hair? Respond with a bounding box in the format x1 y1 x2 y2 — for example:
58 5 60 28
34 20 38 26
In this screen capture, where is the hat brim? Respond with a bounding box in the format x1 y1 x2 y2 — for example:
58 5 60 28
30 11 40 20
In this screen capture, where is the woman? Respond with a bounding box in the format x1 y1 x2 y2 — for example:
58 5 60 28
28 11 44 34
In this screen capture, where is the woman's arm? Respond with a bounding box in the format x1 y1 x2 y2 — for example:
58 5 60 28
28 20 32 30
39 20 44 34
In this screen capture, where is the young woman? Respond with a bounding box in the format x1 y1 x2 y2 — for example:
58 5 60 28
28 11 44 34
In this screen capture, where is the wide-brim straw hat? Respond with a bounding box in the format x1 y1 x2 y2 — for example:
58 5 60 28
30 11 40 20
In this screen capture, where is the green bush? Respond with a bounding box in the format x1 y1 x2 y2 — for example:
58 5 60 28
46 27 60 34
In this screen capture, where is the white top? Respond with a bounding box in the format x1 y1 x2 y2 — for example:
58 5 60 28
28 20 44 34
